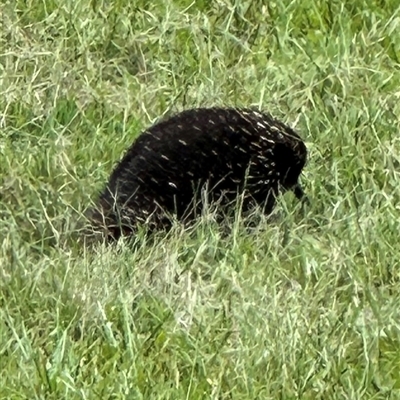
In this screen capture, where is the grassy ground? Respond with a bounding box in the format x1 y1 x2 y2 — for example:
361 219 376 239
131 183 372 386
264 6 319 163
1 0 400 398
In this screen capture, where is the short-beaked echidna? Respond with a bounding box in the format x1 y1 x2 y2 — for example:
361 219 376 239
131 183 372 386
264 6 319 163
88 107 307 240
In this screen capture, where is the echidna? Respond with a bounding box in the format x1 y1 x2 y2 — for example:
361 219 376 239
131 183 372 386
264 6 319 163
88 107 307 240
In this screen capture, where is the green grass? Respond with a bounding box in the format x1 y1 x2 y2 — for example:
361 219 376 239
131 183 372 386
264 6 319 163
1 0 400 398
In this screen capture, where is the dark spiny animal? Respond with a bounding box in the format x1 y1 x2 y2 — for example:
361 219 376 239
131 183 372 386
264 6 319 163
88 107 307 241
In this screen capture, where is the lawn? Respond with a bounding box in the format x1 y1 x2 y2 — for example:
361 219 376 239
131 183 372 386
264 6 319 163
1 0 400 398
